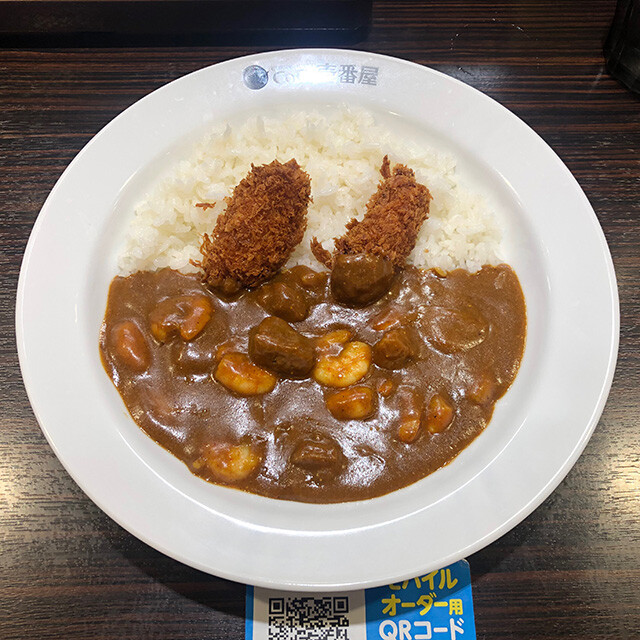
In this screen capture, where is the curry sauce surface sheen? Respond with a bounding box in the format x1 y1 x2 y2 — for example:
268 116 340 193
100 265 526 503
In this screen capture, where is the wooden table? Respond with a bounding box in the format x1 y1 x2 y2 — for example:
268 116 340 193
2 1 639 637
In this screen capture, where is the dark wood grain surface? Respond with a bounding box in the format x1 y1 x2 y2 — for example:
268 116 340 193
2 1 639 638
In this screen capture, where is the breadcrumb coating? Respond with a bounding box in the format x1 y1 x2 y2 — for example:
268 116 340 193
198 159 311 292
311 156 431 268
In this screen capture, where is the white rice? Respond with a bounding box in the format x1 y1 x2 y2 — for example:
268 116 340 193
118 107 502 275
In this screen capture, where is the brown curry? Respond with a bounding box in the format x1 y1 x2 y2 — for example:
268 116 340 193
100 258 526 503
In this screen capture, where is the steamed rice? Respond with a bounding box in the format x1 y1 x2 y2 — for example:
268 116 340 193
118 107 502 275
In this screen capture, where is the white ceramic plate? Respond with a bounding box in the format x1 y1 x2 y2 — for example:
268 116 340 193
16 49 618 591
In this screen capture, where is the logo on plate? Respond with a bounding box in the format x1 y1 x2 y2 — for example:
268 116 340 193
243 65 269 90
243 63 381 89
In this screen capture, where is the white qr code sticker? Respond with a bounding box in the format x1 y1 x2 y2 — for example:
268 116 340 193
246 561 475 640
247 589 366 640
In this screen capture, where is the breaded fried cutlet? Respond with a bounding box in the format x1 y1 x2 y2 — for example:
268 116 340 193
311 156 431 268
198 159 311 293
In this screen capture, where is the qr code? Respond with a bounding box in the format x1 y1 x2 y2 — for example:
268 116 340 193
267 596 351 640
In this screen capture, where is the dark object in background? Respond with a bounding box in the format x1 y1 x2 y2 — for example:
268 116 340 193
0 0 372 46
604 0 640 94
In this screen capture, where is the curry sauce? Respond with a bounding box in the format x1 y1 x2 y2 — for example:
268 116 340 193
100 263 526 503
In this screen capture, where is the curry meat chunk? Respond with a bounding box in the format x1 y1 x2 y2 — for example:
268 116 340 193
249 316 315 378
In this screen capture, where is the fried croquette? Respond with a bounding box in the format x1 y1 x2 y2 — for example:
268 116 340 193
198 159 311 293
311 156 431 268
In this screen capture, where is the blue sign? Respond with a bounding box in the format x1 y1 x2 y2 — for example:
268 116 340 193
365 561 475 640
246 560 475 640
